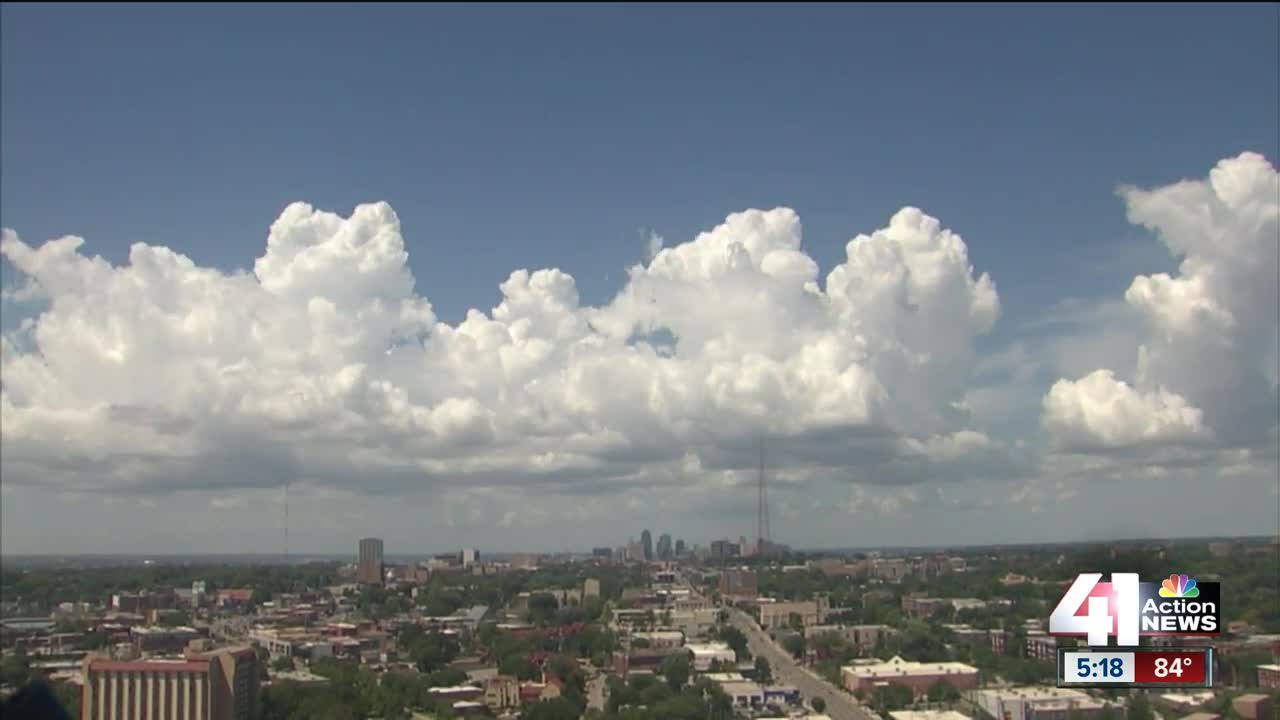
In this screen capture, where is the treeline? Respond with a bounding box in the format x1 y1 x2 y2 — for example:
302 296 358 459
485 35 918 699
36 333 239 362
0 562 343 613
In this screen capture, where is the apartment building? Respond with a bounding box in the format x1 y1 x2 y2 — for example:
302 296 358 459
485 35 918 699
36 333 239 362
81 646 258 720
357 538 384 586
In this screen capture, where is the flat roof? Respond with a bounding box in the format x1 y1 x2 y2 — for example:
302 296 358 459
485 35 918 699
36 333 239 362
977 686 1102 702
427 685 482 694
88 659 209 673
890 711 974 720
845 656 978 677
719 681 763 696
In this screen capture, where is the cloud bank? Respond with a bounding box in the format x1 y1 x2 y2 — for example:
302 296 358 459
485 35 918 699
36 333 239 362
1 153 1276 526
1042 152 1279 461
1 203 1003 497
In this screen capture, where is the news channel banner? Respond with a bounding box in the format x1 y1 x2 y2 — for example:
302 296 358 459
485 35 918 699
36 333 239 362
1050 572 1220 689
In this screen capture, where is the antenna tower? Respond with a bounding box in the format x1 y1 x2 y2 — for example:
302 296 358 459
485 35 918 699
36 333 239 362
756 438 770 555
283 481 290 564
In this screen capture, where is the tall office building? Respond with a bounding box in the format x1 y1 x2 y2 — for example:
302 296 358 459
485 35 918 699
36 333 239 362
656 533 673 560
641 530 653 561
357 538 384 585
81 646 258 720
461 548 479 567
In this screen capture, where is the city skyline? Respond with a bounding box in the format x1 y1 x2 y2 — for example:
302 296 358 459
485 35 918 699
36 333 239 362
2 4 1278 554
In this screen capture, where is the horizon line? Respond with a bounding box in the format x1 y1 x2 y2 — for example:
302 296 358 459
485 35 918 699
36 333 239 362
2 532 1273 561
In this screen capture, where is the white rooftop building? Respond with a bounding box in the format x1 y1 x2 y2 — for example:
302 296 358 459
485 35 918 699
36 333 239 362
718 680 764 709
686 642 737 671
890 712 973 720
974 686 1125 720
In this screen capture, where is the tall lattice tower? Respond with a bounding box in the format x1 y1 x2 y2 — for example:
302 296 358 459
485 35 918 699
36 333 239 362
756 438 770 555
283 481 290 565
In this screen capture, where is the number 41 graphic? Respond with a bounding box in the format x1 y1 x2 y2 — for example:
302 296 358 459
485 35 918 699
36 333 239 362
1049 573 1141 646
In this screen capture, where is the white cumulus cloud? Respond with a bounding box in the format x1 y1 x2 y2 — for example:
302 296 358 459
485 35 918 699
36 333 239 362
1 203 1001 498
1042 152 1279 456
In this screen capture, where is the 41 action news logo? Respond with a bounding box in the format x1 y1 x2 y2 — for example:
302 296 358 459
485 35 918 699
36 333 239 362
1049 573 1221 646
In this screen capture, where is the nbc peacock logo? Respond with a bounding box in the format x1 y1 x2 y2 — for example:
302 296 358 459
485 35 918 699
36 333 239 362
1159 574 1200 598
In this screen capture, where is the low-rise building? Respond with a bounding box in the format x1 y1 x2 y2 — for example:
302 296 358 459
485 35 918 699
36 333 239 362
631 631 684 649
718 680 764 709
870 558 915 583
810 558 863 577
758 598 828 630
667 609 719 638
1158 691 1215 711
901 595 1011 619
889 711 973 720
611 608 654 630
763 685 799 704
973 686 1125 720
483 674 519 711
1025 632 1059 661
841 656 979 699
686 642 737 671
719 570 758 598
427 685 483 703
1231 694 1273 720
804 624 894 652
1256 663 1280 689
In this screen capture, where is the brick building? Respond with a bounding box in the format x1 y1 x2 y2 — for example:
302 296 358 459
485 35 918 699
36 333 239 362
81 646 258 720
841 656 979 698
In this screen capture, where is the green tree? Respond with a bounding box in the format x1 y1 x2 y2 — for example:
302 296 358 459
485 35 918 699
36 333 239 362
927 679 959 702
528 593 560 625
524 697 582 720
400 628 459 673
271 656 294 673
660 652 691 691
0 649 32 687
872 684 914 712
812 696 826 713
52 680 81 718
715 626 750 660
754 656 773 684
583 595 605 622
499 653 539 681
783 633 806 658
1126 692 1154 720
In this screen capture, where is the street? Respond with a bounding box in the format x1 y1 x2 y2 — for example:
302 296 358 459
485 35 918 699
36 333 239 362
586 673 608 711
728 609 878 720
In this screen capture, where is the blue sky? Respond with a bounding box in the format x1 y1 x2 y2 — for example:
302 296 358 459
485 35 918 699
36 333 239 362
6 4 1275 320
1 4 1277 554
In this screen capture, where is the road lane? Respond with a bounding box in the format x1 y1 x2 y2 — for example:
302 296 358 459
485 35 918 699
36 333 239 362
729 609 878 720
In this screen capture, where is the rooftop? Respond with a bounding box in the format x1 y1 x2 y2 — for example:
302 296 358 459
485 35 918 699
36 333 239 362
1160 691 1216 707
844 656 978 677
890 712 974 720
685 642 733 653
718 680 763 696
977 686 1117 706
427 685 482 695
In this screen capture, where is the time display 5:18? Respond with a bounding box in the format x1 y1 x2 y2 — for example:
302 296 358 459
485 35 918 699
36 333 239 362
1062 652 1136 683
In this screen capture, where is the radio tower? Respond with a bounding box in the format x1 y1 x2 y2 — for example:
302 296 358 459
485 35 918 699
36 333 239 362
283 481 289 565
756 438 770 556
